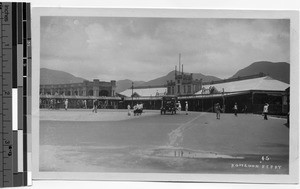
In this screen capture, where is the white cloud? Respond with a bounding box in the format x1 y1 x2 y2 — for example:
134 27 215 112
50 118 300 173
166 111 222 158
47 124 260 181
41 17 290 81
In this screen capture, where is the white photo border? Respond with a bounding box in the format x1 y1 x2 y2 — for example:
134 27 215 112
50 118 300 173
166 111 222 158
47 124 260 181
31 7 299 183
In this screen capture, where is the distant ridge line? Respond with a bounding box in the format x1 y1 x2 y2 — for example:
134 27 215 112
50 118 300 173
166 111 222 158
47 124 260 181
130 73 269 90
203 72 267 85
132 85 166 89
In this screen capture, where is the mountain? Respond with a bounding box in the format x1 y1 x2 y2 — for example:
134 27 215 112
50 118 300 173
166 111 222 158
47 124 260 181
40 68 85 85
138 70 221 87
115 80 146 93
231 61 290 84
40 68 145 93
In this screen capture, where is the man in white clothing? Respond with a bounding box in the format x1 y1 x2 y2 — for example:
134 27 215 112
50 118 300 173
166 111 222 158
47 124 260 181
263 103 269 120
185 101 188 115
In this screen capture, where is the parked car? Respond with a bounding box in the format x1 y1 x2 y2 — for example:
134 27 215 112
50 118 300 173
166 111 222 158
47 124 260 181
161 96 177 115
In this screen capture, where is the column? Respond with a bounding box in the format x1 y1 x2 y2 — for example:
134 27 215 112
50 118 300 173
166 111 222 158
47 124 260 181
82 87 87 96
93 87 99 97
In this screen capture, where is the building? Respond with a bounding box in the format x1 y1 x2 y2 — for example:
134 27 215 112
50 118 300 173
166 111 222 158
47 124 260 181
39 67 289 115
182 74 289 114
119 73 289 115
167 68 202 96
118 86 167 109
40 79 119 109
167 55 202 96
40 79 116 97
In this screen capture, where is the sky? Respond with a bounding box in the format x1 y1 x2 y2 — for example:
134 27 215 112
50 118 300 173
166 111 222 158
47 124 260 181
40 17 290 81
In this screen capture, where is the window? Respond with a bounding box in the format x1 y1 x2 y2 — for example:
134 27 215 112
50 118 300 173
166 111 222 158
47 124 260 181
188 85 191 93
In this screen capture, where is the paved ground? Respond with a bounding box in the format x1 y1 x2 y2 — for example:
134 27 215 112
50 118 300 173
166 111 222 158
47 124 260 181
40 109 289 174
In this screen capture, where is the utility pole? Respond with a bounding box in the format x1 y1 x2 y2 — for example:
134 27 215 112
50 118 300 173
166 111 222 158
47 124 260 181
222 88 225 112
131 82 134 108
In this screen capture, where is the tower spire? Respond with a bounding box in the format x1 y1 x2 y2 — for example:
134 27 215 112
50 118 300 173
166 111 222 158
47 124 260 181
179 53 181 73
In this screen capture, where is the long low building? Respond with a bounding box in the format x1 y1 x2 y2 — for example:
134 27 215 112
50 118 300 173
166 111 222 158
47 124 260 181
119 86 167 97
181 76 289 114
40 74 289 115
118 75 289 114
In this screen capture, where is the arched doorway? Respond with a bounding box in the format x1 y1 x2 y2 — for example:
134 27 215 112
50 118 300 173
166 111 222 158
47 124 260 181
99 90 109 97
88 89 93 96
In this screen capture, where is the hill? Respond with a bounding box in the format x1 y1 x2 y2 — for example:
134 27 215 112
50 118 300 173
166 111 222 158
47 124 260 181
40 68 145 93
116 80 146 93
231 61 290 84
40 68 85 85
138 70 221 87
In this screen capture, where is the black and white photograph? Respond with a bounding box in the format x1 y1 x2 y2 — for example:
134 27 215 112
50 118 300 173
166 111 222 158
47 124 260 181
32 8 299 183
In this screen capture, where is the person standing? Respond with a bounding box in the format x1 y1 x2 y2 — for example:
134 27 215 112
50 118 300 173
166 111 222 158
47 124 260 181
83 99 87 109
185 101 189 115
215 103 221 119
49 99 53 110
233 102 238 116
133 104 138 116
127 104 131 116
242 105 247 114
263 103 269 120
177 101 182 113
64 99 68 111
92 100 98 113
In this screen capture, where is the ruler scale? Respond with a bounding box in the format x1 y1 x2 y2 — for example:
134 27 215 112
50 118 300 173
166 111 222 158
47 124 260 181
0 2 31 187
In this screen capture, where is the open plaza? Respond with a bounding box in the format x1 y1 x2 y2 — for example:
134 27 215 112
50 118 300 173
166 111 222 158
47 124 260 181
40 108 289 174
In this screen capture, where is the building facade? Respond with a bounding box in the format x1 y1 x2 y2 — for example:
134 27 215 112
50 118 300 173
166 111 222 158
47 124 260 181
167 67 202 96
40 79 116 97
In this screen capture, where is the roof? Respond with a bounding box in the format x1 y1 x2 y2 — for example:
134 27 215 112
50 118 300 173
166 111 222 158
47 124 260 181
40 94 121 100
195 76 289 94
119 87 167 97
180 91 250 100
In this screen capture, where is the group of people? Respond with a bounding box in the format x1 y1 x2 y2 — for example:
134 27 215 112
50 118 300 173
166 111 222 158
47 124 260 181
41 98 88 110
214 102 269 120
176 101 189 115
64 99 88 111
64 99 109 113
127 103 144 116
59 98 271 121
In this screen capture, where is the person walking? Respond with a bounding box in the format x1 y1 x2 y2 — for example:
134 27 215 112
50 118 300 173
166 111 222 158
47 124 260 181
215 103 221 119
233 102 238 116
127 104 131 116
64 99 68 111
263 103 269 120
92 99 98 113
185 101 189 115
